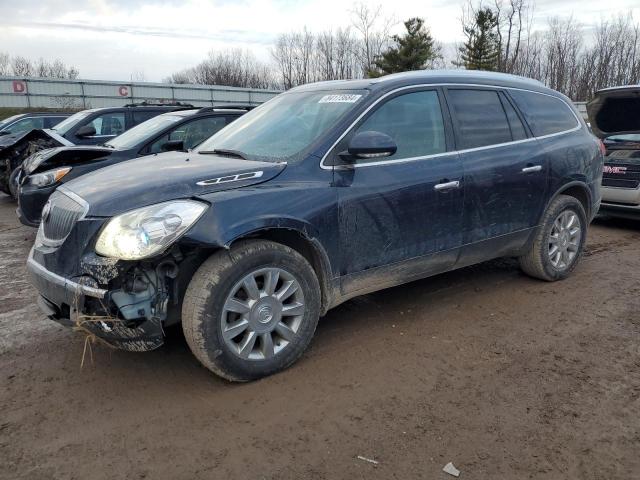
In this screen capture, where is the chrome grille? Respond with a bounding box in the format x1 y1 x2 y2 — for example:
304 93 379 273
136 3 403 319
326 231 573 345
40 190 88 247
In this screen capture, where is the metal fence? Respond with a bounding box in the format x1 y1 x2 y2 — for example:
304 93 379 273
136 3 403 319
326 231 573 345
0 76 281 109
0 75 591 123
574 102 588 121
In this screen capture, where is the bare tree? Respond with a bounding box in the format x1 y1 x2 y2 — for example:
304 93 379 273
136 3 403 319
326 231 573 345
1 52 79 79
10 56 34 76
272 33 296 89
271 28 362 89
0 52 9 76
130 70 147 82
579 15 640 99
350 3 396 76
167 49 276 89
494 0 531 72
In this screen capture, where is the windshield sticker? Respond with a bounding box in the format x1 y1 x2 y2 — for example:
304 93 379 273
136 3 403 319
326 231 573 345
318 94 362 104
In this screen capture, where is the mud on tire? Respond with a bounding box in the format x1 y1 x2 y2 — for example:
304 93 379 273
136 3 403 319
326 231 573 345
519 194 587 282
182 240 321 382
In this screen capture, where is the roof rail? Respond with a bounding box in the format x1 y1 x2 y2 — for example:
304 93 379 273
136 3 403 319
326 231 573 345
123 101 195 108
196 104 257 114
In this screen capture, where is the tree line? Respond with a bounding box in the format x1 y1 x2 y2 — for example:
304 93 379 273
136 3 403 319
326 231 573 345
168 1 640 101
1 1 638 101
0 52 79 79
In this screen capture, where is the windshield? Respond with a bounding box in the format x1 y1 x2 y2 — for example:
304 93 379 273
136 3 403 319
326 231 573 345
196 90 368 162
51 110 94 135
0 115 22 131
106 114 184 150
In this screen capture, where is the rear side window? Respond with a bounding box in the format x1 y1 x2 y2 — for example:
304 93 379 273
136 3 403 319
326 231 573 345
509 90 578 137
448 89 512 149
499 94 527 141
133 110 161 125
353 90 446 162
44 116 67 129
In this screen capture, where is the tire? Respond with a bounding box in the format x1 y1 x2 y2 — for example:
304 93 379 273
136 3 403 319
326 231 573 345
182 240 321 382
8 167 20 199
0 163 9 196
519 194 587 281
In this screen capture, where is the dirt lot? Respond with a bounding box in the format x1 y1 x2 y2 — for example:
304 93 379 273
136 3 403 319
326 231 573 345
1 192 639 480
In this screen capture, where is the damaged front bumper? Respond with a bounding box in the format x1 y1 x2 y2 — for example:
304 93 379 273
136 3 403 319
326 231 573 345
27 248 166 352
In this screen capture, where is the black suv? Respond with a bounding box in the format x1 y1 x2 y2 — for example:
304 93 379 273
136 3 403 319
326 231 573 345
16 106 251 227
0 103 192 197
26 71 602 382
0 112 70 136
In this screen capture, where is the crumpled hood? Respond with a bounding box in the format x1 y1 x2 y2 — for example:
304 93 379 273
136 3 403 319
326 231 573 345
24 145 113 174
0 130 29 150
587 86 640 138
0 128 71 152
63 150 286 216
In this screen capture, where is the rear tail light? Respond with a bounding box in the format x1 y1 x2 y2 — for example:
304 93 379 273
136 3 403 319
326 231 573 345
598 140 607 155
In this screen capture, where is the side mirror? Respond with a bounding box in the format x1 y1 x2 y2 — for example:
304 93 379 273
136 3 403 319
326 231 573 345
344 131 397 161
76 125 96 137
161 139 185 152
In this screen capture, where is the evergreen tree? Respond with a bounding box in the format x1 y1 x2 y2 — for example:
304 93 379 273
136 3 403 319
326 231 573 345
369 18 441 77
455 8 500 71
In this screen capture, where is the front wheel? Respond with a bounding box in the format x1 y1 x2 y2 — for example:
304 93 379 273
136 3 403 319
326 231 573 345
8 167 20 199
182 240 321 382
519 194 587 281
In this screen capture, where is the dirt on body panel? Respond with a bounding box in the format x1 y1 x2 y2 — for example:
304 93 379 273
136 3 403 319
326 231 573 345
1 192 639 480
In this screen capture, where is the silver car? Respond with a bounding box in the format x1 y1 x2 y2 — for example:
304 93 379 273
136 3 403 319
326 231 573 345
588 86 640 218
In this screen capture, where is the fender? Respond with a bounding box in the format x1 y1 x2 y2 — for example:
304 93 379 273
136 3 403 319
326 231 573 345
539 179 593 224
222 215 321 247
212 216 336 314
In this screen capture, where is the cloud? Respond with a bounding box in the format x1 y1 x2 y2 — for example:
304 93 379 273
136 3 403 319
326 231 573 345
8 21 276 45
0 0 638 82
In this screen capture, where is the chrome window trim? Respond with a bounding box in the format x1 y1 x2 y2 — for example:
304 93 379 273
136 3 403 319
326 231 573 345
320 82 582 170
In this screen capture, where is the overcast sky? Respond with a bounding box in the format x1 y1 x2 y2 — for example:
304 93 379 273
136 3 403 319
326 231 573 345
1 0 639 82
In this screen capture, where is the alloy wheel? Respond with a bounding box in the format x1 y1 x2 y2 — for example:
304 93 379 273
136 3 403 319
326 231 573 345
548 210 582 270
220 267 305 360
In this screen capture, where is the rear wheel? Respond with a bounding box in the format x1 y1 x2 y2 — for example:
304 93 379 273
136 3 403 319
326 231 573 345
182 240 321 382
519 194 587 281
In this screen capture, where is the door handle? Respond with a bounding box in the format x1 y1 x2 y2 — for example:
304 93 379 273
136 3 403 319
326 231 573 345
522 165 542 173
434 180 460 191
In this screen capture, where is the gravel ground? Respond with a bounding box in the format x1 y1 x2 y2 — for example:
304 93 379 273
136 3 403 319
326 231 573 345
0 192 639 480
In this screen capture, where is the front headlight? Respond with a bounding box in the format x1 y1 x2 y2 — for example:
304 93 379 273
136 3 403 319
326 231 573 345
95 200 208 260
28 167 72 187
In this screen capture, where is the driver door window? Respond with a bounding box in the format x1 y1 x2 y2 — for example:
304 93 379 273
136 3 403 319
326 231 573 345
147 116 229 153
83 113 125 137
352 90 446 162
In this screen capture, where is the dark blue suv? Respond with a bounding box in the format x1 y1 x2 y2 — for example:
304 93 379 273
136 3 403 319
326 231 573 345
26 71 603 381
